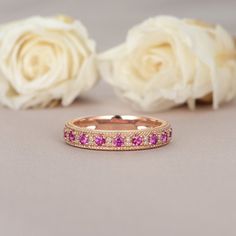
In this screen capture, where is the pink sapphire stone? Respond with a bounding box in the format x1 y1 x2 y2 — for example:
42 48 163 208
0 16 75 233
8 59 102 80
149 134 158 145
132 135 143 146
95 135 106 146
79 133 89 145
113 135 124 147
69 131 76 142
161 132 168 143
64 130 67 139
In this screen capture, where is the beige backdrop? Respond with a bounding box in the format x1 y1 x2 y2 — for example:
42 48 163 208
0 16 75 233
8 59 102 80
0 0 236 235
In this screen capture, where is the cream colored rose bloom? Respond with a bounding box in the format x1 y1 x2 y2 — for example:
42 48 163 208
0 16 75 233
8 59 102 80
99 16 236 111
0 15 98 109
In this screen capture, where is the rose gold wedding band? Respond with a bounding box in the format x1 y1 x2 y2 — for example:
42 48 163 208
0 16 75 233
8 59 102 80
64 115 172 151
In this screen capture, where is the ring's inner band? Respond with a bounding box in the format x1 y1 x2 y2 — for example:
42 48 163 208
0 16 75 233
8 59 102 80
73 115 163 130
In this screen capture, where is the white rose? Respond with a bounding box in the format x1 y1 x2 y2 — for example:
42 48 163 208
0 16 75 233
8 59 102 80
0 15 98 109
99 16 236 111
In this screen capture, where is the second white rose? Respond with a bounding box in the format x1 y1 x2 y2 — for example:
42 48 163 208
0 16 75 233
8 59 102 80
99 16 236 111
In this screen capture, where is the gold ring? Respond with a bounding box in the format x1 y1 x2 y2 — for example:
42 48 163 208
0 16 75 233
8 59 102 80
64 115 172 151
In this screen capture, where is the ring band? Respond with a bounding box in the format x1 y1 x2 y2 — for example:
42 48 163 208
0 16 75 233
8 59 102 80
64 115 172 151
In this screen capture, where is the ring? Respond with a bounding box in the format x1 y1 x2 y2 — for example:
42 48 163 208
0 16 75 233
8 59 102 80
64 115 172 151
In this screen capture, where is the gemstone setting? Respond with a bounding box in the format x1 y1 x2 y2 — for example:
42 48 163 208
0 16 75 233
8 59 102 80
95 135 106 146
113 135 125 147
64 130 67 139
149 133 158 145
132 135 143 146
79 133 89 145
161 132 168 143
69 131 76 142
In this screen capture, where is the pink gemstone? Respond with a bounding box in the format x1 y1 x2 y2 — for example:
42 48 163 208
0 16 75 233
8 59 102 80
95 135 106 146
132 135 143 146
149 133 158 145
161 132 168 143
69 131 76 142
113 135 124 147
64 130 67 139
79 133 89 145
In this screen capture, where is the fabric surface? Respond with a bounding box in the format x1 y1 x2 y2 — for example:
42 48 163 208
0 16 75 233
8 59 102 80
0 0 236 235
